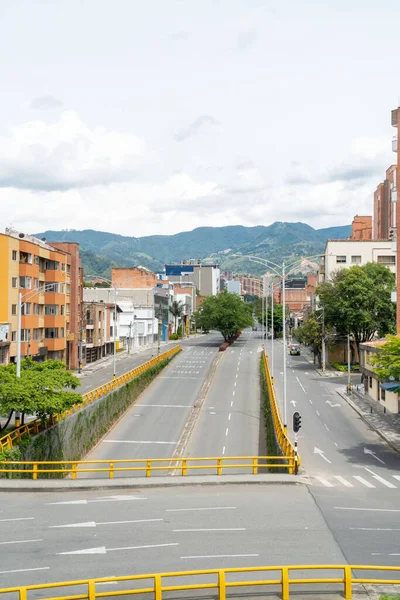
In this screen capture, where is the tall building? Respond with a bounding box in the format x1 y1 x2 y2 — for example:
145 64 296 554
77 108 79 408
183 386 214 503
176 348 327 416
351 216 372 240
0 229 80 366
238 276 262 297
392 105 400 331
165 261 220 297
373 167 397 240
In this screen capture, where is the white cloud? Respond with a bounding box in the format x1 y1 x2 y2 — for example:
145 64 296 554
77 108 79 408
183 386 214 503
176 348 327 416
0 111 144 191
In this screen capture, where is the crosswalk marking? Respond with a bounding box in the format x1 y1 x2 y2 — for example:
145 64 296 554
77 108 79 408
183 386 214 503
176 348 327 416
393 475 400 482
371 474 397 489
353 476 376 488
334 476 353 488
316 477 334 487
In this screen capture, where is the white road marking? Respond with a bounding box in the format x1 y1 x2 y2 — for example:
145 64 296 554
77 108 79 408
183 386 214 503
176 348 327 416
0 539 42 545
232 390 235 396
353 476 376 488
365 468 396 488
231 401 233 407
351 527 400 531
313 447 331 463
50 519 162 529
364 448 385 464
316 477 334 487
316 410 320 416
166 507 236 512
0 517 34 522
137 405 192 408
182 554 259 559
0 567 50 575
222 446 225 455
234 382 237 387
324 424 330 431
47 496 145 506
59 543 179 556
173 528 245 532
103 440 176 444
228 413 231 420
334 476 353 488
334 442 338 447
309 399 313 404
393 475 400 482
336 506 400 512
225 428 229 436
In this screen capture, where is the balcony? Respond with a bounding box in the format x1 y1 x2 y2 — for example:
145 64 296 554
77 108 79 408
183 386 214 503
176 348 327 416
86 319 94 329
392 136 398 152
392 109 398 128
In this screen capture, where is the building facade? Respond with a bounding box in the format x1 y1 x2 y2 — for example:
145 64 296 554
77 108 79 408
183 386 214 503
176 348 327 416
238 276 262 297
391 106 400 332
319 239 396 284
351 216 372 240
359 340 400 414
0 229 80 366
165 262 220 297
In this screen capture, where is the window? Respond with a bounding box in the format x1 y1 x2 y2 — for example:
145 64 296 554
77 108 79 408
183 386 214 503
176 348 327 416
19 251 32 264
61 305 65 315
60 328 65 338
336 256 347 264
61 263 66 271
11 331 16 342
45 328 58 339
34 255 40 266
381 388 386 401
44 304 59 316
66 284 71 295
377 255 396 265
20 329 30 342
12 277 17 288
33 303 40 316
11 304 17 316
45 282 59 293
12 250 17 261
110 326 114 337
66 303 70 314
21 302 31 315
351 255 362 264
45 260 59 270
369 376 373 388
33 328 42 341
19 276 32 289
34 278 40 290
60 283 65 294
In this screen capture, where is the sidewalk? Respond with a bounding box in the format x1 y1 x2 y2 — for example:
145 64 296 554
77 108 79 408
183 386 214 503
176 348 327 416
337 387 400 454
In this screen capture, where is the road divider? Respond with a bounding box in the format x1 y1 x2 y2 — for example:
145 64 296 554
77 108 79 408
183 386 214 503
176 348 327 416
0 455 294 479
261 351 299 471
1 564 400 600
0 346 181 453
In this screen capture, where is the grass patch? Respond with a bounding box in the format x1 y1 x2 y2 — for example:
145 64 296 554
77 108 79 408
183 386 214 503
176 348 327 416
260 356 286 473
380 596 400 600
331 361 359 373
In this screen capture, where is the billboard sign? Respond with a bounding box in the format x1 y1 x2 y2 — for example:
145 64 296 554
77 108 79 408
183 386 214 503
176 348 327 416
0 323 10 343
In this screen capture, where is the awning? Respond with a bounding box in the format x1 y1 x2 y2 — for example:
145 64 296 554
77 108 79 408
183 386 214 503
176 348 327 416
380 382 400 392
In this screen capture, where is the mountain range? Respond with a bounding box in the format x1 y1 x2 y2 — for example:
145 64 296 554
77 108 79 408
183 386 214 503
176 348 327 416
34 222 351 278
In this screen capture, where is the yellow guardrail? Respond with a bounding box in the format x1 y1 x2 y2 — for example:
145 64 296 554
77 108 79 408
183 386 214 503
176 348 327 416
262 350 299 468
1 564 400 600
0 455 293 479
0 346 181 453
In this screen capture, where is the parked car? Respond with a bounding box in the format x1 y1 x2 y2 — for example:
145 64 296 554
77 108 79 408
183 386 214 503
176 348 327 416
289 344 301 356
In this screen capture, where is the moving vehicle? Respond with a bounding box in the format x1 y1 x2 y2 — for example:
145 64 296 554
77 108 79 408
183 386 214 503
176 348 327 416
289 344 301 355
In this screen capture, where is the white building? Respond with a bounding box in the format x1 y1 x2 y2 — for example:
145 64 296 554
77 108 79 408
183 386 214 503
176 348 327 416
83 287 158 351
165 262 220 296
226 280 241 295
319 239 396 283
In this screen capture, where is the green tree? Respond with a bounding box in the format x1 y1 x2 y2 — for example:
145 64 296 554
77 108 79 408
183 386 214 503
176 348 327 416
194 291 253 341
169 300 184 333
0 358 81 432
369 335 400 387
295 313 333 366
254 298 287 337
317 262 396 355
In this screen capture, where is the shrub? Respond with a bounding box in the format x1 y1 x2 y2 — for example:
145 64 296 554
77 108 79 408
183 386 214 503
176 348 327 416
169 333 179 340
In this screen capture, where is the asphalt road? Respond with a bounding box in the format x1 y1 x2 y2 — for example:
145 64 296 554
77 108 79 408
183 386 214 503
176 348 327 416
0 485 347 591
268 337 400 571
186 329 263 473
78 334 223 477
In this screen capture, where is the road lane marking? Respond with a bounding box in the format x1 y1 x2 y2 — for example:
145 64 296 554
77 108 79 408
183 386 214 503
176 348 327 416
352 476 376 488
222 446 225 455
228 413 231 420
225 428 229 436
309 399 313 404
316 410 320 416
0 567 50 575
173 528 245 532
166 507 236 512
351 527 400 531
50 519 162 529
137 405 193 408
334 476 353 487
324 424 330 431
0 517 34 522
336 506 400 512
0 539 42 545
334 442 338 447
103 440 176 444
58 543 179 556
365 468 396 488
316 477 334 487
234 382 237 387
231 401 233 407
232 390 235 396
393 476 400 482
181 554 259 559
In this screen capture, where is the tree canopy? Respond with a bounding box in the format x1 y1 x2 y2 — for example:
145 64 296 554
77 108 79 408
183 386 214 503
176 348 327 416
255 298 287 336
195 291 253 341
0 358 81 431
369 335 400 386
317 262 396 351
295 312 333 366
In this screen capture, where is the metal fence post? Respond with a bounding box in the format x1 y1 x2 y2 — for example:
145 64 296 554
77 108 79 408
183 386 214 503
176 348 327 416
281 567 289 600
218 570 226 600
146 460 152 477
344 566 352 600
72 463 77 480
33 463 38 480
109 462 114 479
253 457 258 475
154 574 162 600
182 459 187 476
88 580 96 600
217 459 222 475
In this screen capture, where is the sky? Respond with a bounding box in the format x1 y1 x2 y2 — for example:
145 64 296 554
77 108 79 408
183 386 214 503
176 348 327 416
0 0 399 238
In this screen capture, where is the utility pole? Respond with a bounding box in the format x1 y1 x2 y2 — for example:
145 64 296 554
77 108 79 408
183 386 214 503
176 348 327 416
78 319 83 373
271 281 274 377
151 289 155 357
347 333 351 395
321 307 326 375
282 262 287 432
113 286 117 378
261 292 264 342
157 305 162 356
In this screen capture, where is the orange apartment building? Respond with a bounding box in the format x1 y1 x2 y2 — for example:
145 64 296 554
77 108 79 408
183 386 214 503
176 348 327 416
351 216 372 240
373 166 397 240
0 229 82 368
112 267 157 289
238 276 262 297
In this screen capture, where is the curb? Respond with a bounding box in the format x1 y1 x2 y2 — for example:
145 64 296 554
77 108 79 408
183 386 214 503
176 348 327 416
0 474 308 492
336 389 400 455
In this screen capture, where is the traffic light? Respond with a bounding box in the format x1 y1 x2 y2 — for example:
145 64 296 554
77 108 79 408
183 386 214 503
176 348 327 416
293 411 302 433
389 227 396 240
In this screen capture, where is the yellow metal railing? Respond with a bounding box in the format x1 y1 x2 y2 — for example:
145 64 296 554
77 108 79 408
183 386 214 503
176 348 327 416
0 346 181 452
1 565 399 600
0 455 293 479
262 350 299 467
